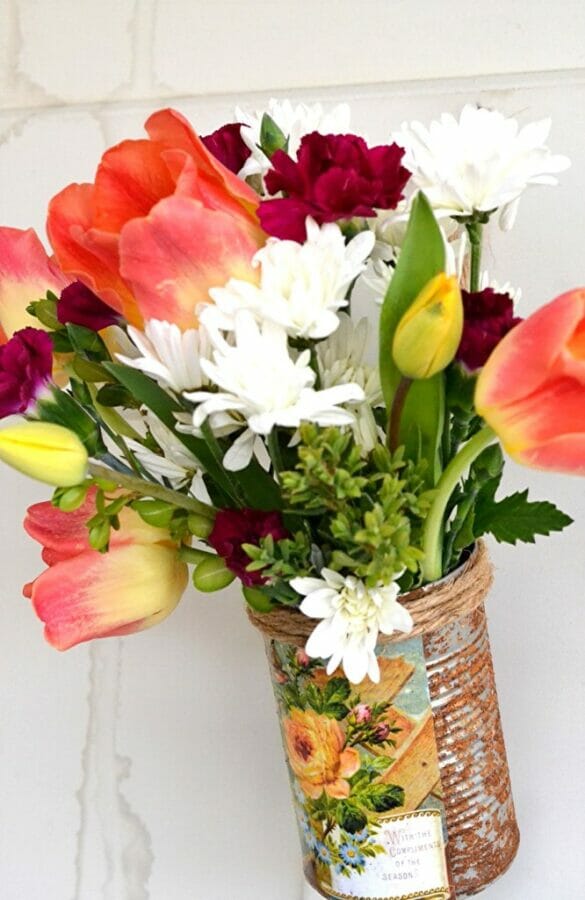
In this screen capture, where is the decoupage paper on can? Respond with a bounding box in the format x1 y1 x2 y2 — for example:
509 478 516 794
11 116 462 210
268 636 451 900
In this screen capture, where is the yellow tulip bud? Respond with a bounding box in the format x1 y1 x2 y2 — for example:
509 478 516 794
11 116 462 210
392 273 463 379
0 421 88 486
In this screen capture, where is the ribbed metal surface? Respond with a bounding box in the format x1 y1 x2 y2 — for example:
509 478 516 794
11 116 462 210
424 603 520 896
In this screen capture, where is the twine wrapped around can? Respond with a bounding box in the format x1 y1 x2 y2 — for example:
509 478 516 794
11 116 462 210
248 542 520 897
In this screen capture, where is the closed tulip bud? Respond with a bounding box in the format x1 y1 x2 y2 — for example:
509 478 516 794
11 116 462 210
392 273 463 380
0 421 88 486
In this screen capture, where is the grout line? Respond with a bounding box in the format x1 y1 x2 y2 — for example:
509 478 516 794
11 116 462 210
1 67 585 120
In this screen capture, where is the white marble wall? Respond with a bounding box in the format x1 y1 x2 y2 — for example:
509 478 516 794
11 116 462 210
1 3 584 898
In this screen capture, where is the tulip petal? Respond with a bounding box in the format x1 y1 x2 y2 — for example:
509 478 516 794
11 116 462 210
476 289 585 410
25 490 176 557
0 421 88 486
47 183 141 326
93 139 176 232
27 542 187 650
145 108 259 214
0 227 69 342
119 195 262 330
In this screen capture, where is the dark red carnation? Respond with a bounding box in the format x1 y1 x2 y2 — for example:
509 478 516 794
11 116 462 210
259 132 411 242
457 288 522 371
0 327 53 419
58 281 120 331
208 508 289 586
202 123 251 175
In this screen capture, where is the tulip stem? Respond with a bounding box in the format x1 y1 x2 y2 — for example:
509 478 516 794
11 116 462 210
467 221 483 292
387 377 412 451
88 462 214 516
421 425 497 582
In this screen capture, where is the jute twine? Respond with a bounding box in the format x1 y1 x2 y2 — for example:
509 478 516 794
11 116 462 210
246 540 493 647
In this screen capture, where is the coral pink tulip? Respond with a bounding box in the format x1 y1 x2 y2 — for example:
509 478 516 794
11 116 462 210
0 227 69 343
23 488 188 649
475 288 585 474
47 108 265 330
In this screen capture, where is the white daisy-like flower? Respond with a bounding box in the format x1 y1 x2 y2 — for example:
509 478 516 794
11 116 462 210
394 105 570 228
479 271 522 307
236 98 351 179
317 314 382 453
205 219 375 340
117 320 211 393
184 311 364 471
291 569 413 684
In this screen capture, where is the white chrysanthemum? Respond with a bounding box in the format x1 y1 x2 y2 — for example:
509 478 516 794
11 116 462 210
117 320 211 393
479 271 522 307
394 105 570 228
317 314 382 452
184 311 364 470
291 569 413 684
205 219 375 340
236 99 351 179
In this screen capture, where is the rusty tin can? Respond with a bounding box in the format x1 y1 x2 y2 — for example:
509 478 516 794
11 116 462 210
424 600 520 896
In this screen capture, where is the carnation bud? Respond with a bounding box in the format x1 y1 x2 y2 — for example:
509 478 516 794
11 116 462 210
392 273 463 380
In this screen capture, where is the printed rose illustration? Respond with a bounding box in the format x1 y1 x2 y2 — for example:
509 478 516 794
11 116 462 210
283 708 360 799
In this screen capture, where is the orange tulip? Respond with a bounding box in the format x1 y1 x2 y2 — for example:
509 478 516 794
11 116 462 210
0 227 69 343
23 488 188 649
47 108 265 330
476 288 585 474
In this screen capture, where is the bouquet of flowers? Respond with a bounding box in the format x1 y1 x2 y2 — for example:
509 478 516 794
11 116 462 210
1 98 582 899
0 101 580 679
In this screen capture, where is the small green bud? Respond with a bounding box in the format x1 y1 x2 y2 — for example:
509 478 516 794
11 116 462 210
187 513 214 539
55 484 89 512
89 519 110 552
192 557 235 592
132 499 175 528
259 113 288 158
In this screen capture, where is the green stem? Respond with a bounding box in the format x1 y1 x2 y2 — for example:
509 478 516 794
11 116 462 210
88 462 213 516
421 425 497 582
387 377 412 451
267 428 284 481
467 221 483 292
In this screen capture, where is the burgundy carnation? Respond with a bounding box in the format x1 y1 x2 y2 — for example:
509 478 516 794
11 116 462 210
0 327 53 419
259 132 411 242
202 123 251 175
58 281 120 331
208 508 289 586
457 288 522 371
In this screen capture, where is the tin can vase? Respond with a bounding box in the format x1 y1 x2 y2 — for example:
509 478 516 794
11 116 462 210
248 542 519 899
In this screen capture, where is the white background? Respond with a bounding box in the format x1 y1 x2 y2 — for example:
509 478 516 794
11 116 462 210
1 2 584 899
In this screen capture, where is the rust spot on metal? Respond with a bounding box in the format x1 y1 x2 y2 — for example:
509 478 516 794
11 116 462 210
424 603 520 896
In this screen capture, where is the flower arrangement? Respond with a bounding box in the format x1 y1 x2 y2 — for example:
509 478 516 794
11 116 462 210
0 100 580 691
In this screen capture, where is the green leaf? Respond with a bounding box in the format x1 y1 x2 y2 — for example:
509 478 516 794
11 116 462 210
28 295 61 330
337 802 367 834
37 388 104 456
378 193 446 484
131 498 176 528
362 783 404 813
323 702 350 721
95 383 138 408
323 677 351 704
66 324 106 354
475 489 573 545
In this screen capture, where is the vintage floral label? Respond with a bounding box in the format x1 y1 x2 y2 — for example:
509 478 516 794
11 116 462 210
268 635 451 900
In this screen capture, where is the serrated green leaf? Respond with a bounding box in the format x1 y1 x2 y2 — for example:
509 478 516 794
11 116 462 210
475 489 573 545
